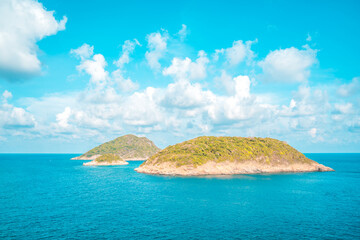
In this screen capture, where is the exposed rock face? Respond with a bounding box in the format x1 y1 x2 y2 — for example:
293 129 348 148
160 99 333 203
135 160 333 175
72 134 160 160
135 136 334 176
83 153 129 166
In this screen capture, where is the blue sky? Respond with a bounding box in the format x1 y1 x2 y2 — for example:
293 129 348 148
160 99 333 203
0 0 359 153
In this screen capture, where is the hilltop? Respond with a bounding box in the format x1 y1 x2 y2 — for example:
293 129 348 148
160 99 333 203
83 153 129 166
135 136 334 175
72 134 160 160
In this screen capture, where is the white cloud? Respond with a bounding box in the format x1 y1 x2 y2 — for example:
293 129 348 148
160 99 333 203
114 39 141 68
289 99 296 109
2 90 12 100
306 33 312 42
73 42 139 92
4 107 35 128
214 70 235 95
0 0 67 80
121 87 164 126
177 24 188 41
333 103 353 115
214 39 257 65
258 45 317 83
213 49 224 61
0 90 36 129
73 110 111 129
77 54 109 86
162 80 215 109
145 31 168 70
56 106 111 131
3 25 359 151
214 72 252 98
207 75 269 124
112 69 139 92
309 128 317 138
281 85 329 117
338 77 360 97
234 75 251 99
163 51 209 81
70 43 94 60
56 106 72 129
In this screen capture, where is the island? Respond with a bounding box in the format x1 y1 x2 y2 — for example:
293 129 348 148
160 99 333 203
83 153 129 166
135 136 334 176
72 134 160 161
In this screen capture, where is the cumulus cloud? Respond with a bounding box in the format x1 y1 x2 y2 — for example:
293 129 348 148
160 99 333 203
114 39 141 68
214 70 235 95
112 69 139 92
309 128 317 138
56 106 72 129
121 87 164 126
214 39 257 65
163 51 209 81
0 90 36 129
162 80 215 109
55 106 111 132
337 77 360 97
258 45 317 83
207 75 271 125
0 0 67 80
233 76 251 99
333 103 353 114
72 43 139 94
77 54 109 86
70 43 94 60
280 85 329 117
4 25 359 149
2 90 12 100
332 103 353 121
177 24 188 41
145 31 168 70
306 33 312 42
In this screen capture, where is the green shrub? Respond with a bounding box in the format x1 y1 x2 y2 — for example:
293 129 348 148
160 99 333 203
95 153 123 162
142 136 312 167
80 134 160 159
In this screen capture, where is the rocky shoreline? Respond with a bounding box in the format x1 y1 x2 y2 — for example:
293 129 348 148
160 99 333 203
135 160 334 176
71 155 100 160
83 161 129 166
72 155 148 161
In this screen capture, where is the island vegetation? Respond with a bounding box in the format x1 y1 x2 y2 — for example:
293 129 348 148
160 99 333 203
72 134 160 160
83 153 129 166
135 136 334 175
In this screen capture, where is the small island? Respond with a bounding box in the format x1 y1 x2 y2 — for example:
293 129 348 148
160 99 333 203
135 136 334 176
83 153 129 166
72 134 160 161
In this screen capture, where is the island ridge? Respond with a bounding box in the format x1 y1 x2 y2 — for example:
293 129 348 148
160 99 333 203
83 153 129 166
72 134 160 161
135 136 334 175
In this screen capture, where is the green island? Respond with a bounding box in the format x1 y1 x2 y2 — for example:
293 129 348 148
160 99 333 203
83 153 129 166
135 136 334 175
72 134 160 161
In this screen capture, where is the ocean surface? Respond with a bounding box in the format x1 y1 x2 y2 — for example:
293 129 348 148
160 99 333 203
0 153 359 239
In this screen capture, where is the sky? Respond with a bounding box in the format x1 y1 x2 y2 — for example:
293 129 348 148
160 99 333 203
0 0 359 153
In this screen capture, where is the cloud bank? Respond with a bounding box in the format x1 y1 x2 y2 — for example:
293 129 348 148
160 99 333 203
0 24 359 151
0 0 67 80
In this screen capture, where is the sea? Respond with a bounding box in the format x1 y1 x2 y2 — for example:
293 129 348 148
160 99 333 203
0 153 359 239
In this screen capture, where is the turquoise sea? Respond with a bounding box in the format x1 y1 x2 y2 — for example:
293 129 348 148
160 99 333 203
0 153 359 239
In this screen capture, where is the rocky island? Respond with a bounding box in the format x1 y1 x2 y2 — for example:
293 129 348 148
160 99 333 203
135 136 334 176
72 134 160 161
83 153 129 166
